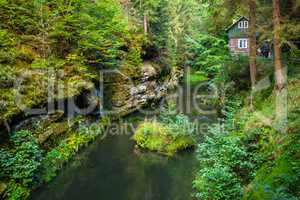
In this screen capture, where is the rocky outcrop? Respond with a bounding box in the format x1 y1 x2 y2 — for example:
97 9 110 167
1 62 182 140
103 62 183 117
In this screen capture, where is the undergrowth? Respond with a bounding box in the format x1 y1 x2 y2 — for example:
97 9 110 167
133 104 196 156
0 117 110 200
193 77 300 200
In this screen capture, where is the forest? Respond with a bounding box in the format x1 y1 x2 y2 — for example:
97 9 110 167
0 0 299 200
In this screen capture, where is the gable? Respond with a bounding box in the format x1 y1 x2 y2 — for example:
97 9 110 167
227 16 249 38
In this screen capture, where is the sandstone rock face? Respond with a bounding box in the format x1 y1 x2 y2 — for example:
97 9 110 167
103 62 183 117
2 63 182 138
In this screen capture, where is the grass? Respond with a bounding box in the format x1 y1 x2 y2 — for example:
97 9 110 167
133 121 196 156
185 71 208 85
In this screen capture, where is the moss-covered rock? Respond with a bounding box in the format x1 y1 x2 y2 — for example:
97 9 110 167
104 63 183 118
133 121 196 156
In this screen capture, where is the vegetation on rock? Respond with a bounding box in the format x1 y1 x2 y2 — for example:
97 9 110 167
0 0 299 199
0 117 110 200
133 105 196 156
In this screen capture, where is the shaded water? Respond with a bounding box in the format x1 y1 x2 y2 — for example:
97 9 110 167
31 74 216 200
32 134 196 200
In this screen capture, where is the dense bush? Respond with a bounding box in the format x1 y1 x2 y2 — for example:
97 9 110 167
159 105 196 137
0 130 43 200
133 121 196 156
0 130 43 187
0 118 109 200
193 124 255 200
194 77 300 200
224 55 275 91
0 0 139 68
186 34 229 75
193 95 267 200
134 105 196 156
3 181 31 200
243 132 300 200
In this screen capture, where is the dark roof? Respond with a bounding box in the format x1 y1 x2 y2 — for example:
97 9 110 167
226 16 249 32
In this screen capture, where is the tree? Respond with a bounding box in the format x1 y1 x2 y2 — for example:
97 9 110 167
131 0 161 35
248 0 257 88
272 0 285 91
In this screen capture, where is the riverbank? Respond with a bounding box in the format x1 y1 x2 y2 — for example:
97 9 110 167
29 71 214 200
0 63 183 200
193 72 300 199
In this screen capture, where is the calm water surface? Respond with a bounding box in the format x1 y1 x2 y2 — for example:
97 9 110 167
32 133 197 200
31 76 216 200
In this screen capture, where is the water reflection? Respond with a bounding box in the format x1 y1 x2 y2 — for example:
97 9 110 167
32 135 197 200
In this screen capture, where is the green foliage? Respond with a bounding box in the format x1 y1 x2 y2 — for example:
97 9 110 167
133 121 195 156
185 71 208 85
0 130 43 187
194 77 300 200
134 104 196 156
159 104 196 137
129 0 202 67
0 130 43 200
3 181 30 200
0 65 16 88
223 55 275 91
194 163 243 200
193 124 255 200
0 0 144 121
0 29 18 64
41 121 105 182
0 118 109 199
243 133 300 200
186 34 229 75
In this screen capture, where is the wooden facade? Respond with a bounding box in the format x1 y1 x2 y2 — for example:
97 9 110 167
226 17 250 54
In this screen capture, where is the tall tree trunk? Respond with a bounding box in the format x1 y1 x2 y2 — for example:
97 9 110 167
143 12 148 35
249 0 257 88
272 0 285 91
273 0 287 132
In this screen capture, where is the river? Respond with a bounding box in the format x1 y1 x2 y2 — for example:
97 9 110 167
31 74 216 200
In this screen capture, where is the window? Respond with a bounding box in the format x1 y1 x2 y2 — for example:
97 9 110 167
238 20 248 28
238 39 248 49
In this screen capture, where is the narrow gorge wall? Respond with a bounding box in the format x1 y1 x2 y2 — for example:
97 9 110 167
103 62 183 117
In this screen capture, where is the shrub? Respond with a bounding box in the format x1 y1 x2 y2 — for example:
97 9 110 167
243 133 300 200
41 121 105 182
0 130 43 187
160 107 196 137
134 104 197 156
193 123 258 200
3 181 30 200
133 121 196 156
0 130 43 200
186 34 229 75
194 163 243 200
